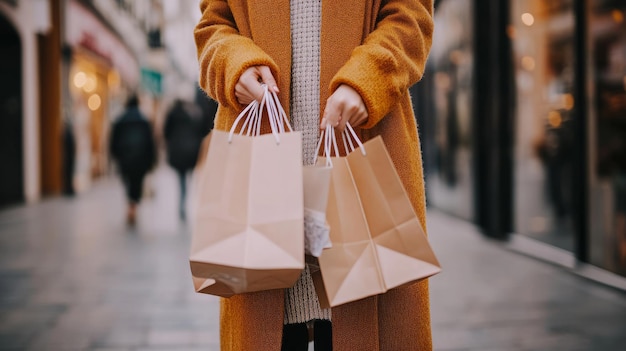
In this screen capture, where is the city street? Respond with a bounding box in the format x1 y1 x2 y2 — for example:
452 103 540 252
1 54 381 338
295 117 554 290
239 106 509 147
1 164 626 351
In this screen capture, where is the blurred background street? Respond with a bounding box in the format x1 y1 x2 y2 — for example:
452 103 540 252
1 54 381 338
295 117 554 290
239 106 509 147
2 0 626 350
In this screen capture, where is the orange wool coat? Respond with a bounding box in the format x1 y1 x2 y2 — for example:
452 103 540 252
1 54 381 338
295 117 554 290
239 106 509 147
194 0 435 350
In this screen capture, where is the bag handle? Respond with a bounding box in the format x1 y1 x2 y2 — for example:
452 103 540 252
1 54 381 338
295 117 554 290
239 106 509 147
341 123 366 156
229 100 259 140
312 122 367 164
313 124 339 167
266 90 293 133
228 85 293 144
312 122 367 160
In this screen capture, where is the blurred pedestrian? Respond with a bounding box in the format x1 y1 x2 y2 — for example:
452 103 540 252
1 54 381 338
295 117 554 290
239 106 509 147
195 85 218 136
109 94 156 225
62 120 76 196
195 0 434 350
163 98 205 220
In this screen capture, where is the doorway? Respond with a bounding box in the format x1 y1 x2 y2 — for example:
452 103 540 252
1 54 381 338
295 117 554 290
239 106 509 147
0 13 23 208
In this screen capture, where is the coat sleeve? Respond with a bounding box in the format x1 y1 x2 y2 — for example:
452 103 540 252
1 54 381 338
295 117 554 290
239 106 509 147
194 0 280 110
329 0 434 129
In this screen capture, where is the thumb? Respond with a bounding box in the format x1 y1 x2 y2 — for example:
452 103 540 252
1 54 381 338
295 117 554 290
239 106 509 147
258 66 279 93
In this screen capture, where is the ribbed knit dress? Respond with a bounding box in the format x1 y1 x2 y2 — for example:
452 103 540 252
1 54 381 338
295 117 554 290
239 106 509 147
284 0 331 325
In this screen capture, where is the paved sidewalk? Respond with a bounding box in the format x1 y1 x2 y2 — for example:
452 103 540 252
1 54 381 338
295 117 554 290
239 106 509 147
428 211 626 351
0 165 625 350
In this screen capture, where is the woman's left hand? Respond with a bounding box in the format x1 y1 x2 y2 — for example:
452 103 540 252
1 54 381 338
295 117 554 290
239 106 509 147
320 84 368 131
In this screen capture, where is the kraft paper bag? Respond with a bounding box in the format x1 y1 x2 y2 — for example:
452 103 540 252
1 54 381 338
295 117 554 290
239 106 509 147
303 164 332 257
313 126 441 308
190 87 305 297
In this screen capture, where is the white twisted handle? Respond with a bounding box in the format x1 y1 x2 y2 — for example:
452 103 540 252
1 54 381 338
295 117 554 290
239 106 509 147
228 85 292 144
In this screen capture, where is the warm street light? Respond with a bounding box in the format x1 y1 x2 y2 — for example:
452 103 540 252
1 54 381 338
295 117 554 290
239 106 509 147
84 76 97 93
88 94 101 111
521 13 535 27
73 71 87 88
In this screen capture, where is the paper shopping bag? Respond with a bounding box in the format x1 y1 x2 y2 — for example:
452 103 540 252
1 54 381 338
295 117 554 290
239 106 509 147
313 126 440 308
190 87 305 297
303 164 332 257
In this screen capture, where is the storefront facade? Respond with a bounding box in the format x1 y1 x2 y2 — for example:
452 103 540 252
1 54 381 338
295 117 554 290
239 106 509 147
64 0 138 192
0 0 54 206
422 0 626 285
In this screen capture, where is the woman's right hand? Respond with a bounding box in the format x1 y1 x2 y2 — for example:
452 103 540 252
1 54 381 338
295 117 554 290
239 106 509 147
235 66 279 105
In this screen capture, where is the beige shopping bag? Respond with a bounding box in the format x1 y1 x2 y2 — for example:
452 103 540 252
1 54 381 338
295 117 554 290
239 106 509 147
313 125 441 308
190 87 304 297
302 157 332 257
301 137 333 276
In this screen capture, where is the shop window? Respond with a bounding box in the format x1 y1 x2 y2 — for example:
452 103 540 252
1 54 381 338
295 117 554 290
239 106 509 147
510 0 577 250
588 0 626 276
426 0 475 221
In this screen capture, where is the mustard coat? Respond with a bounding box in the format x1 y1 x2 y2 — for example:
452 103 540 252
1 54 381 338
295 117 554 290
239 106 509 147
194 0 434 349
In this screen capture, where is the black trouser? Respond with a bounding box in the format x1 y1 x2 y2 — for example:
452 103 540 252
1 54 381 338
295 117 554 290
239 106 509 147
177 168 187 218
281 320 332 351
122 170 147 203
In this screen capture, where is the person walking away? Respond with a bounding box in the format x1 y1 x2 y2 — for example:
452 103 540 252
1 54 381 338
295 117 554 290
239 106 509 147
62 120 76 196
195 0 434 349
163 98 205 220
110 94 156 225
195 85 218 136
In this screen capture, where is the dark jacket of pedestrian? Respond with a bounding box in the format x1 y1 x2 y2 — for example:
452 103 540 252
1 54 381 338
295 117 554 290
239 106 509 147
163 99 205 172
195 86 218 136
110 99 156 175
110 96 156 209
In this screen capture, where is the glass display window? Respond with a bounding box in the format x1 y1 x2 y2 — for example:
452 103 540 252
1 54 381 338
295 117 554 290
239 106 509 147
510 0 577 250
427 0 475 220
588 0 626 276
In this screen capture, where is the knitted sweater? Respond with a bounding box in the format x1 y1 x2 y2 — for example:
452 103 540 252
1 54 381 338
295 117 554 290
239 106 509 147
283 0 331 325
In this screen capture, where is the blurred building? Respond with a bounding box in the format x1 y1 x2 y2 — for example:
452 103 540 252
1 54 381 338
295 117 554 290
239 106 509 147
417 0 626 286
0 0 200 206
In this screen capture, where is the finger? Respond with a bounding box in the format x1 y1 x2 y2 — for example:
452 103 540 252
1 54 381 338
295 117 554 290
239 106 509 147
321 99 342 129
258 66 279 93
336 113 348 132
319 117 327 130
235 85 254 105
338 105 356 131
320 113 341 130
320 116 342 130
239 68 266 101
347 107 368 128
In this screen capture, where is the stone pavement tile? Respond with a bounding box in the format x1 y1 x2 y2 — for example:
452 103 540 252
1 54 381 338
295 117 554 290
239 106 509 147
26 333 92 351
25 304 115 351
433 323 593 351
145 329 217 346
0 270 33 306
143 305 215 329
0 304 65 350
0 333 35 351
91 326 148 348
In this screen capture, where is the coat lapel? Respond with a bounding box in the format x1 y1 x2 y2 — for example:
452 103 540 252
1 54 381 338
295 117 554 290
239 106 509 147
320 0 369 108
247 0 292 111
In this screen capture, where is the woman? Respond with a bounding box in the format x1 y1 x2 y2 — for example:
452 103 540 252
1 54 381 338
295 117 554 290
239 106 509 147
194 0 434 350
